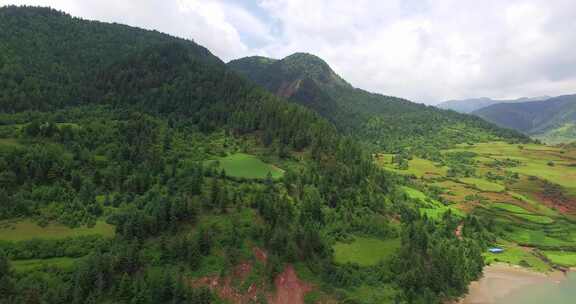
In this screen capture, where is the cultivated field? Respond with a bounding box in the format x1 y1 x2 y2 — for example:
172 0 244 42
377 141 576 271
333 236 400 266
11 257 77 272
0 220 115 241
206 153 285 180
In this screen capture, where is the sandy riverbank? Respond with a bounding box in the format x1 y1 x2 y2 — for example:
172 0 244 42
458 263 566 304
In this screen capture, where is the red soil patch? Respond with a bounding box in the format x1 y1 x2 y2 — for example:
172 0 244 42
268 265 313 304
253 247 268 264
194 248 314 304
192 262 260 304
455 223 463 239
277 80 302 98
534 192 576 214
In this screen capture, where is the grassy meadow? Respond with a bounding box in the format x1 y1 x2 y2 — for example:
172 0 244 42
333 237 400 266
11 257 78 272
484 241 551 272
0 220 115 241
542 250 576 267
206 153 284 180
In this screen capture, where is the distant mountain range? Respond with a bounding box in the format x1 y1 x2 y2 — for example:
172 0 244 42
473 95 576 144
437 96 551 113
228 54 527 151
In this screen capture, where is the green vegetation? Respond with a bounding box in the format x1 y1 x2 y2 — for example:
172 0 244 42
506 229 573 248
492 203 531 214
513 213 554 224
402 187 464 219
377 154 447 177
460 177 505 192
474 95 576 144
542 251 576 267
333 237 400 266
451 142 576 193
206 153 284 179
11 257 77 272
484 242 551 272
229 54 528 153
346 284 399 304
0 138 22 153
379 140 576 274
0 220 114 241
402 186 427 201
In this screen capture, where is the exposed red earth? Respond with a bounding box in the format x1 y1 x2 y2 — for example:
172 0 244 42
268 265 313 304
193 247 313 304
192 262 259 304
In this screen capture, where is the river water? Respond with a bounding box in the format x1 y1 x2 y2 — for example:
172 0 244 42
494 271 576 304
460 264 575 304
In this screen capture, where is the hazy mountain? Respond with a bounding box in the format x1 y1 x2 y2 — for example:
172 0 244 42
437 96 551 113
473 94 576 143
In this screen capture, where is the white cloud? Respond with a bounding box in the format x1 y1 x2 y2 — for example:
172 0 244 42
1 0 576 103
254 0 576 103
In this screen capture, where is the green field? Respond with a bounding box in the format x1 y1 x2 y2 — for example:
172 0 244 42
509 192 558 217
542 251 576 267
401 186 428 201
0 220 115 241
346 284 399 304
460 177 505 192
207 153 284 179
534 123 576 145
377 154 447 178
506 228 573 248
451 142 576 193
432 180 478 202
11 257 78 272
0 138 22 153
333 237 400 266
484 242 551 272
492 203 532 214
513 213 555 224
402 186 464 219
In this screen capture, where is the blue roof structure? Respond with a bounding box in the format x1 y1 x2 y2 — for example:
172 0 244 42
488 248 504 253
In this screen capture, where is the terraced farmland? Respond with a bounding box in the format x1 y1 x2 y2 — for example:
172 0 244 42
377 142 576 271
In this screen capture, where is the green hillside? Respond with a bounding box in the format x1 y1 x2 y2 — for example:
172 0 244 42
437 96 550 113
229 54 529 153
474 94 576 143
0 6 488 304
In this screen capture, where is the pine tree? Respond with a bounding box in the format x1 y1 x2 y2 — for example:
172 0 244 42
0 251 14 301
117 273 133 303
209 178 220 210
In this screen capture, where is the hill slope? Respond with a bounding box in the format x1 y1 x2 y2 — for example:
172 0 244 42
0 6 489 304
229 54 528 153
473 94 576 143
438 96 550 113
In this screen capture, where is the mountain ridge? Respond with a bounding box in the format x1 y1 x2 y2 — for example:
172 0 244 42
437 96 551 113
229 53 529 153
473 94 576 143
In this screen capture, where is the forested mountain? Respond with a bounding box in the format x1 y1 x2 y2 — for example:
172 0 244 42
437 96 550 113
473 94 576 143
229 54 529 153
0 6 488 304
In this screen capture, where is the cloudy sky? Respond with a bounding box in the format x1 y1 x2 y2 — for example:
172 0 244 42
2 0 576 104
